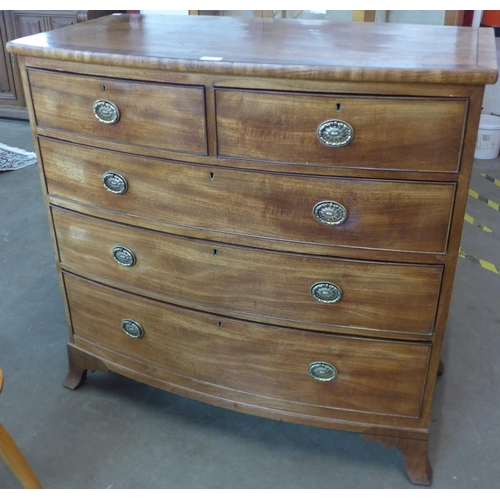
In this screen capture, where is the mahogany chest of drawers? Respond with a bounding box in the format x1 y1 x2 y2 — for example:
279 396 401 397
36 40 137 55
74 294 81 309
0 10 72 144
7 14 498 485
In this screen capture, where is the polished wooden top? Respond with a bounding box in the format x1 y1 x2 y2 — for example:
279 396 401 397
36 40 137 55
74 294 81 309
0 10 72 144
7 14 498 84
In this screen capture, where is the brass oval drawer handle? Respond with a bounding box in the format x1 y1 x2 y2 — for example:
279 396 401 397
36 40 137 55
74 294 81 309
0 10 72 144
316 119 354 147
308 361 338 382
112 246 136 267
311 281 343 304
102 172 128 194
93 99 120 124
122 319 144 339
313 201 348 226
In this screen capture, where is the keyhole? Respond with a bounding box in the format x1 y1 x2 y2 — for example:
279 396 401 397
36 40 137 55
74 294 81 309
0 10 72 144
213 249 218 256
217 321 223 328
102 85 106 92
210 172 215 180
336 103 342 112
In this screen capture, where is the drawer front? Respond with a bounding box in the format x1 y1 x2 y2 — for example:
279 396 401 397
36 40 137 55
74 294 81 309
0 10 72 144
53 209 443 335
215 90 467 172
65 273 431 419
28 69 207 154
40 138 455 254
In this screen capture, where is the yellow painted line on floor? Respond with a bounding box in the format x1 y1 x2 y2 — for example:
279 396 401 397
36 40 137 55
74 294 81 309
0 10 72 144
468 188 500 211
464 213 492 232
481 173 500 188
459 247 500 275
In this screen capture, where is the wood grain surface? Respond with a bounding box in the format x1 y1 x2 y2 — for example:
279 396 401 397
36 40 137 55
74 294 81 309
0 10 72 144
65 273 431 419
39 138 456 255
8 14 499 485
7 15 498 84
216 90 467 171
53 208 443 336
28 69 207 154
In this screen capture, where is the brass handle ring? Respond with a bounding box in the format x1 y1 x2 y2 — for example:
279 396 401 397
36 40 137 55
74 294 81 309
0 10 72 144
311 282 343 304
122 319 144 339
102 172 128 194
93 99 120 124
308 361 338 382
313 201 348 226
112 246 136 267
317 119 354 147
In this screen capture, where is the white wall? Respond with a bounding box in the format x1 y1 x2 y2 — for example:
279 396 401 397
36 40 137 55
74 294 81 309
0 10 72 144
482 37 500 116
140 11 188 15
375 10 446 25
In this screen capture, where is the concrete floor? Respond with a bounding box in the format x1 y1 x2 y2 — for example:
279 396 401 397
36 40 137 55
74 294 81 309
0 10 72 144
1 116 499 489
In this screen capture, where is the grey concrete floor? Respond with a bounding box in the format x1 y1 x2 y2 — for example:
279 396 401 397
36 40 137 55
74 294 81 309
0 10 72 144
0 117 499 489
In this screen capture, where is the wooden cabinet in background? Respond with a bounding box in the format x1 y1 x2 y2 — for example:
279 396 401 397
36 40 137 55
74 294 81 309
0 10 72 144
0 11 122 119
0 11 24 111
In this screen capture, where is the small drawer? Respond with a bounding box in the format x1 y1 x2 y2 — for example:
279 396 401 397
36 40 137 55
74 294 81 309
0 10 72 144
53 209 443 336
28 69 207 154
215 89 467 172
40 138 455 255
65 273 431 419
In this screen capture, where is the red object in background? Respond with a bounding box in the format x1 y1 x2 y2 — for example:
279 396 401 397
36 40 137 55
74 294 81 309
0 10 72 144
481 11 500 37
462 11 474 27
126 10 140 14
482 11 500 27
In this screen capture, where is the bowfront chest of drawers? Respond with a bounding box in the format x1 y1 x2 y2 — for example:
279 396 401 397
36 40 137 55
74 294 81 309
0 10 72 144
7 15 498 485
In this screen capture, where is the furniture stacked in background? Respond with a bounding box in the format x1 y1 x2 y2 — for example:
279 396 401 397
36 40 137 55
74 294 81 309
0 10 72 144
0 10 121 119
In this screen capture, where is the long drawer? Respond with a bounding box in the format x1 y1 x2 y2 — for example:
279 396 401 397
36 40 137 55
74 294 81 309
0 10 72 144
53 208 443 336
215 89 467 172
40 138 455 255
28 69 207 154
64 273 431 419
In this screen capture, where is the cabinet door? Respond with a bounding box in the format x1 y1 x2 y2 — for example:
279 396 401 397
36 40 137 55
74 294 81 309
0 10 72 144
0 11 23 105
11 12 46 37
0 12 15 98
46 15 76 31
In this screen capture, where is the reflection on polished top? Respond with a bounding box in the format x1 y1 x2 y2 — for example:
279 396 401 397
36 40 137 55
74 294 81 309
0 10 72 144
6 14 499 84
